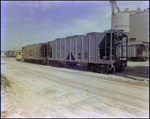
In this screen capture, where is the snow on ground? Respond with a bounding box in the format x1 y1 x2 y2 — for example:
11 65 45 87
1 56 149 118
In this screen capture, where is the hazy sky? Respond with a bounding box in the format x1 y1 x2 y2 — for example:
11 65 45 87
1 1 149 51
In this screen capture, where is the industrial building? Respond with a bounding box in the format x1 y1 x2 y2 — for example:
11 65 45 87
129 8 149 45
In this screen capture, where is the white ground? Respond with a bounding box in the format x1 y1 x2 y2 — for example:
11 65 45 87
1 56 149 118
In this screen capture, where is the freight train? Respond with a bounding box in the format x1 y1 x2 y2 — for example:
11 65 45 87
20 30 128 73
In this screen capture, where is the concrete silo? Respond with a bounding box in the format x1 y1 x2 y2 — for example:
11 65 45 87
129 8 149 45
115 12 130 33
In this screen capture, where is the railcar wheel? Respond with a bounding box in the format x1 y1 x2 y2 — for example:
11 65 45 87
90 65 96 72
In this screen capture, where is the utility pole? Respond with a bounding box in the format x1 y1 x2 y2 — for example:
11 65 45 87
19 31 21 50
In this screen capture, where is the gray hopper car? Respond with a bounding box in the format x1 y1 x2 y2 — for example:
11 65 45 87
46 30 128 72
22 29 128 73
5 50 16 57
117 44 149 61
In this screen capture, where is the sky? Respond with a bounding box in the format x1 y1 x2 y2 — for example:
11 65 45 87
1 1 149 51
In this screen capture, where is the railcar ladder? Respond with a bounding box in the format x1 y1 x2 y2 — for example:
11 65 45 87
105 33 116 61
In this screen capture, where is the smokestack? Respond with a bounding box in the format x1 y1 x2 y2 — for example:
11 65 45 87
19 31 21 50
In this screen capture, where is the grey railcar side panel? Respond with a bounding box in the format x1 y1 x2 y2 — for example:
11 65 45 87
31 44 35 59
89 34 96 63
95 34 102 63
76 36 82 62
71 37 76 61
33 45 35 59
88 33 106 64
94 33 102 63
65 38 70 61
35 44 38 59
128 45 131 58
51 41 54 60
47 41 53 59
82 35 89 63
117 45 127 58
52 40 57 60
56 39 60 60
48 31 121 64
60 39 65 61
131 45 137 57
37 43 43 59
59 39 61 60
75 37 78 61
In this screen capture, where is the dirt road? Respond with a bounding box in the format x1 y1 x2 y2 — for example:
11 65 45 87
1 56 149 118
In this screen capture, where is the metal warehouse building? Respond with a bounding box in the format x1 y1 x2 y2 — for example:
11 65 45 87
129 8 149 45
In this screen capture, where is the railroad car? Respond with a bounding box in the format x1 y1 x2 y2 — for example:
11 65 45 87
117 43 149 61
5 50 16 57
21 29 128 73
22 43 48 64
